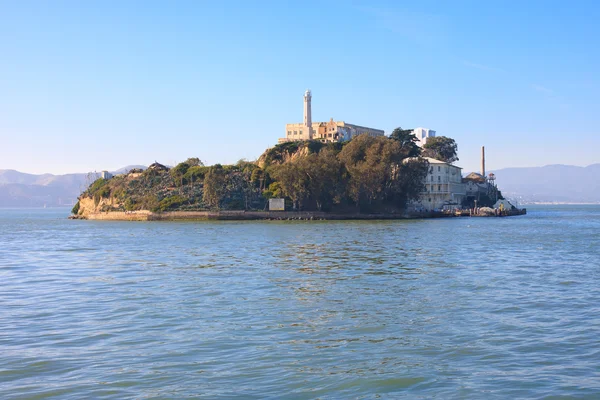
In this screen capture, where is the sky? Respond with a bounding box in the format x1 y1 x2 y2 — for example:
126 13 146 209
1 0 599 175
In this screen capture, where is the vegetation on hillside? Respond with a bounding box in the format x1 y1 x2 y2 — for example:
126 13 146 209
422 136 459 163
76 130 433 214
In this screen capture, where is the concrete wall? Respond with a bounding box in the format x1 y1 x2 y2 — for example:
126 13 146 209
84 210 412 221
285 123 311 141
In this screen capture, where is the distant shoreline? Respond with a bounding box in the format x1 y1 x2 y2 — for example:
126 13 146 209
522 202 600 205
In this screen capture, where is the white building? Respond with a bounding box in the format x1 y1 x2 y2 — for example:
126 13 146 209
411 158 466 211
280 90 384 143
413 127 436 147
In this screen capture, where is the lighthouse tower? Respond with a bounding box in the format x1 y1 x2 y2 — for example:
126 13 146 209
303 89 312 139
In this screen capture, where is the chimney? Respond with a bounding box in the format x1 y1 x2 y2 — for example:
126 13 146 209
481 146 486 177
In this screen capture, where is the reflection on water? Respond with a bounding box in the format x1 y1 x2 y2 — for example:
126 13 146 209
1 206 599 398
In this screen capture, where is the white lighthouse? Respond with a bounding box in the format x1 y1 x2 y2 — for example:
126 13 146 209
303 89 312 139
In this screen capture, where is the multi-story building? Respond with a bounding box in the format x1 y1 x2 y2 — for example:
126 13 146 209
411 157 466 211
413 127 436 147
279 90 384 143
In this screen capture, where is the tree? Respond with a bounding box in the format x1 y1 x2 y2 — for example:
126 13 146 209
262 182 282 199
302 149 343 211
338 135 395 208
270 161 309 210
185 157 203 167
170 162 191 187
389 158 429 207
389 127 421 158
422 136 459 163
203 165 226 209
251 167 266 190
337 133 428 211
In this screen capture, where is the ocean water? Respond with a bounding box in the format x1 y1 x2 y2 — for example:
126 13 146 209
1 206 599 399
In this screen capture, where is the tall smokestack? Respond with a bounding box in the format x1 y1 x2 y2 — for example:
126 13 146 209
481 146 486 177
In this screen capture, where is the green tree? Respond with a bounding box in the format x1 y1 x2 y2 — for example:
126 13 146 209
337 134 427 211
303 149 343 211
262 182 282 199
183 165 209 184
158 195 187 211
270 161 309 210
389 127 421 158
250 167 266 190
389 158 429 207
422 136 459 163
170 161 191 187
203 165 226 209
338 134 389 207
185 157 203 167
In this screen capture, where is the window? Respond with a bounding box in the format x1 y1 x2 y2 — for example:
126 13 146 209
328 133 332 138
438 185 441 191
431 176 434 182
438 166 441 171
287 131 292 136
438 176 441 182
293 131 297 135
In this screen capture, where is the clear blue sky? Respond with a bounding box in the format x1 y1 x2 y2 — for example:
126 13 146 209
1 0 599 174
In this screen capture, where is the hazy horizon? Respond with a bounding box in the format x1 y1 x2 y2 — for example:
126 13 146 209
2 1 599 175
3 161 600 178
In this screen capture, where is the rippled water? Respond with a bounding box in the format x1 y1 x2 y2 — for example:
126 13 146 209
1 206 599 399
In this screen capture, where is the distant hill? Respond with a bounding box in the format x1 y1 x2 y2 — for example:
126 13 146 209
0 165 145 207
478 164 600 203
4 162 599 207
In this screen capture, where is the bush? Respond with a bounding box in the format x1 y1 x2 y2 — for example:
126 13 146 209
124 198 137 211
93 185 111 206
88 178 107 194
262 182 282 199
71 201 80 215
170 162 191 185
183 165 209 184
157 195 187 212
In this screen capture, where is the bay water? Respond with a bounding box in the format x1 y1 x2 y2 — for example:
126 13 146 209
1 206 599 399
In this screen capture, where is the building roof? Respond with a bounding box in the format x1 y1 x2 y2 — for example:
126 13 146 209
403 157 462 168
148 162 169 171
422 157 462 168
464 172 486 182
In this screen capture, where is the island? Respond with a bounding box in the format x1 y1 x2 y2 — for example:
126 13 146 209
71 131 525 221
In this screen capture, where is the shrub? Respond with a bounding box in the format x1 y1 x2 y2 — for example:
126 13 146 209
71 201 80 215
88 178 107 194
157 195 187 212
124 198 137 211
183 165 209 184
93 185 111 206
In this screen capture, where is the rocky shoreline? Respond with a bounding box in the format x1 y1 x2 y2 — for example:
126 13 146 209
69 209 526 221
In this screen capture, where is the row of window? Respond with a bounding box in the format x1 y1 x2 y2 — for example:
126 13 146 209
287 130 304 136
429 166 455 174
426 185 444 192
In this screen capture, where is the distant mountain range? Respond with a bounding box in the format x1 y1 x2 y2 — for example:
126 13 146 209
485 164 600 204
1 163 599 207
0 166 144 208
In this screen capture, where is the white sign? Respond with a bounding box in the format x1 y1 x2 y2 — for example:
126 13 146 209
269 198 285 211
